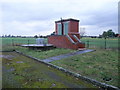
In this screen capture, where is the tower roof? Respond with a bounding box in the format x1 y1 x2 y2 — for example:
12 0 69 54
55 18 79 23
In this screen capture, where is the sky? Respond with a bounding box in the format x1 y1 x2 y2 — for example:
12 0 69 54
0 0 119 36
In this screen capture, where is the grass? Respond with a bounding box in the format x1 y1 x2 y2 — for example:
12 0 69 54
0 52 2 89
51 49 119 87
1 37 119 49
1 37 119 88
2 52 97 88
0 37 35 51
14 46 74 59
81 37 119 49
1 37 75 59
1 37 36 46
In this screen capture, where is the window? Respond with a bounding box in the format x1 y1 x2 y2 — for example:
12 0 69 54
63 22 69 35
57 23 62 35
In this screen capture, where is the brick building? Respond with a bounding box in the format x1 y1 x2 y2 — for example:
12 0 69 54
48 18 85 50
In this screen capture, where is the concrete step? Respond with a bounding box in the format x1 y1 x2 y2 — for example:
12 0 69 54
78 48 86 51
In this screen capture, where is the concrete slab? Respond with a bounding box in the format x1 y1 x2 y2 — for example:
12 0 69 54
42 49 95 63
21 44 53 47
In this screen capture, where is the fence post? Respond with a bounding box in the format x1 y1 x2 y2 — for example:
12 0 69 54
105 37 106 49
28 40 29 45
12 39 14 46
87 40 89 48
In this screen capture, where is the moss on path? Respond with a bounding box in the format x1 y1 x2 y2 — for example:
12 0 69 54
2 52 97 88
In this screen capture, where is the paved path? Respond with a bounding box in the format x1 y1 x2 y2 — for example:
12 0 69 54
42 49 95 63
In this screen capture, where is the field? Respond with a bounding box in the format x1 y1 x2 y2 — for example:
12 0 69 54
81 37 119 49
1 37 119 88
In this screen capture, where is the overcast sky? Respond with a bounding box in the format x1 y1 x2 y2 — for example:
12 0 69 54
0 0 119 36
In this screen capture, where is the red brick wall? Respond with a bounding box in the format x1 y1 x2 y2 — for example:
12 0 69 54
55 23 57 34
48 35 85 50
52 19 84 50
55 20 79 35
69 21 79 33
77 43 85 48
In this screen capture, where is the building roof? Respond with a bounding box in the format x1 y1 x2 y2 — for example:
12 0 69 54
55 18 79 23
117 34 120 37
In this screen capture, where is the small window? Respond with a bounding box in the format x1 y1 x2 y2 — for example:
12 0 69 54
57 23 62 35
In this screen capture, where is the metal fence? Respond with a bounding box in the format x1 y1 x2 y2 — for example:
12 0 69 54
81 38 119 49
2 38 48 46
2 38 119 50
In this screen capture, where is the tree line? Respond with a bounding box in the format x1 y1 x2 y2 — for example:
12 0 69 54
1 29 119 38
101 29 118 38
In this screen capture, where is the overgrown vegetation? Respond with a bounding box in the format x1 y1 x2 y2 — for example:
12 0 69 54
1 37 119 88
15 46 74 59
51 49 119 87
2 52 96 88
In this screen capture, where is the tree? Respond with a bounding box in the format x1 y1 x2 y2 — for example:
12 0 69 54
102 29 115 38
39 35 43 38
107 29 115 37
8 34 11 37
102 31 107 38
34 35 38 38
51 32 55 35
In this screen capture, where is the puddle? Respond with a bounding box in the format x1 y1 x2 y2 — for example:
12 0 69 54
0 55 14 60
16 61 24 63
7 68 15 72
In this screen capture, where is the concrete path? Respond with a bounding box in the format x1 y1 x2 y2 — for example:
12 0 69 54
42 49 95 63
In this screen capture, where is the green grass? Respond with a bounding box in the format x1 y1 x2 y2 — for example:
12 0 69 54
1 37 119 50
1 37 36 45
15 46 74 59
51 49 119 87
2 52 97 88
1 37 119 88
1 37 75 60
0 37 48 51
0 52 2 89
0 37 35 51
81 37 119 49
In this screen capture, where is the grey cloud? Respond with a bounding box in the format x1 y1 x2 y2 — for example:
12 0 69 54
2 2 55 22
1 0 118 36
